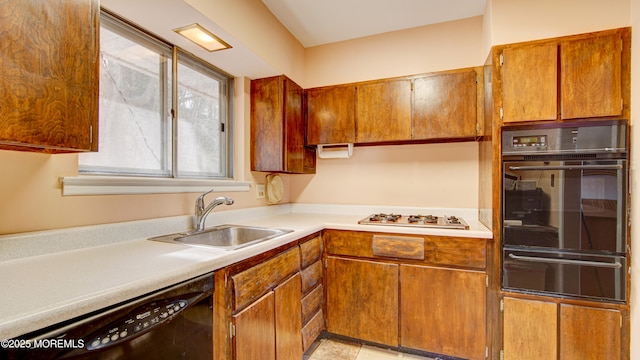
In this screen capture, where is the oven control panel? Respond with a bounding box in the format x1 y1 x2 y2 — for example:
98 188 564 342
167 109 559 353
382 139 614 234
511 135 547 149
502 121 627 155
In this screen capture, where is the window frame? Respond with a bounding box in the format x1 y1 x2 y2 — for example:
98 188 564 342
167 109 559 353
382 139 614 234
63 9 246 196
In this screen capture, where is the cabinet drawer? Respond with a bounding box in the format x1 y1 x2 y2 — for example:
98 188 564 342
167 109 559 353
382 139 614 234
301 259 323 294
302 310 324 352
325 230 486 269
325 230 375 257
372 234 424 260
424 236 486 269
300 236 322 268
232 247 300 310
302 284 323 324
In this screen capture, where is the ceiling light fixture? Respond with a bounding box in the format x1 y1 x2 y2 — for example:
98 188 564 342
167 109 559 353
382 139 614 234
173 23 231 52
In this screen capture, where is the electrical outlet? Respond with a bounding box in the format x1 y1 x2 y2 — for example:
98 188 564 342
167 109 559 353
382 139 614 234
256 184 265 199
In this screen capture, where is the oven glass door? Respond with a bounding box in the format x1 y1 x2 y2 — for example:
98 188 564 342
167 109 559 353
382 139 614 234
503 248 626 302
502 159 627 254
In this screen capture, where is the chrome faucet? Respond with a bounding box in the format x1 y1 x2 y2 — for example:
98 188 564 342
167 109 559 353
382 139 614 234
194 189 234 231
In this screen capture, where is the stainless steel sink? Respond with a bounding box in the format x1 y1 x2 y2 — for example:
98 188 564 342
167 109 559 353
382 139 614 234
149 225 293 250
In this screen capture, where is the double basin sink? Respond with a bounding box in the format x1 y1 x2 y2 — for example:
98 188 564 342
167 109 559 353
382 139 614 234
149 225 293 250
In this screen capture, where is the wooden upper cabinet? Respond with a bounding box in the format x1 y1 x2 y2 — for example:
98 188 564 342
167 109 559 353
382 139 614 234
305 85 356 145
0 0 99 152
251 75 315 174
500 28 629 123
413 68 479 140
560 33 623 119
501 42 558 123
356 79 412 143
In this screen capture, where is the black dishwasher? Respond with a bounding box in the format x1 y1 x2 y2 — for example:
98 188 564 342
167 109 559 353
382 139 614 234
4 273 213 360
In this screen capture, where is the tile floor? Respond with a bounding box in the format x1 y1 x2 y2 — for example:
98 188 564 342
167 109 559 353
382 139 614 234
305 338 436 360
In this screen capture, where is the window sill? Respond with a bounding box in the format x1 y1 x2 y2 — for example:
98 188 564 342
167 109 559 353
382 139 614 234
60 176 251 196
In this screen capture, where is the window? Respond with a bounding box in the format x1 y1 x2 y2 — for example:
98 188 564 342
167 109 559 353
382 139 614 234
79 11 232 179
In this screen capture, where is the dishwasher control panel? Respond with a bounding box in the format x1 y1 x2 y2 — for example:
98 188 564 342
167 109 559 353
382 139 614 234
86 298 188 350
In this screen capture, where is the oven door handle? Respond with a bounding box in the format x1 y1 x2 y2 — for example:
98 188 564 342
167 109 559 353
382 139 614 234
508 253 622 268
508 164 623 171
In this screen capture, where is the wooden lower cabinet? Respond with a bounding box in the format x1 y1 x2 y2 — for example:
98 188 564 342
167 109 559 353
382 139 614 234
559 304 621 360
274 274 303 360
400 265 487 360
503 297 622 360
233 274 302 360
503 297 557 360
234 292 276 360
326 256 399 346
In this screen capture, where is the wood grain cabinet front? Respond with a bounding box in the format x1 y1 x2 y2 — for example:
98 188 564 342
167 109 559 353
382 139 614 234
0 0 99 152
217 246 303 360
499 28 629 123
250 75 315 174
305 66 485 146
299 235 324 352
400 265 487 360
233 274 302 360
356 79 412 143
305 85 356 146
323 230 488 358
325 256 399 346
502 296 623 360
412 68 480 140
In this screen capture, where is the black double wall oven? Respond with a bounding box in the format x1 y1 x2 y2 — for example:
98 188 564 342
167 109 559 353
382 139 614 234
501 120 628 303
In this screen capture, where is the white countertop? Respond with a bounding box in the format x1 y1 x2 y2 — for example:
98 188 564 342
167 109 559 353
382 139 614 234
0 204 491 339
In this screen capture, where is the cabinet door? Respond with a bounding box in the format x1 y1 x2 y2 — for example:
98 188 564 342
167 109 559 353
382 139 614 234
233 292 276 360
326 256 398 346
356 80 412 143
274 274 302 360
400 265 486 360
560 33 623 119
306 85 356 145
559 304 620 360
283 77 305 173
0 0 99 152
413 69 477 140
501 43 558 123
251 76 285 172
251 75 312 173
502 297 557 360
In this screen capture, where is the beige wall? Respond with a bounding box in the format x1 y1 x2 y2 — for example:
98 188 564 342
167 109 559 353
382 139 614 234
303 16 484 88
487 0 630 47
290 142 478 208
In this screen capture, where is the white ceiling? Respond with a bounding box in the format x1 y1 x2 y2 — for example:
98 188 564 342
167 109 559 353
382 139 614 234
99 0 487 78
261 0 487 47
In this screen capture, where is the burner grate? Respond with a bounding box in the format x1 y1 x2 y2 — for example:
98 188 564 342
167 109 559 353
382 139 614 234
358 213 469 230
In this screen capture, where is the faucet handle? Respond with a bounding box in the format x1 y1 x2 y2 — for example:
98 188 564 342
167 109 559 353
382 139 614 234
196 189 214 210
